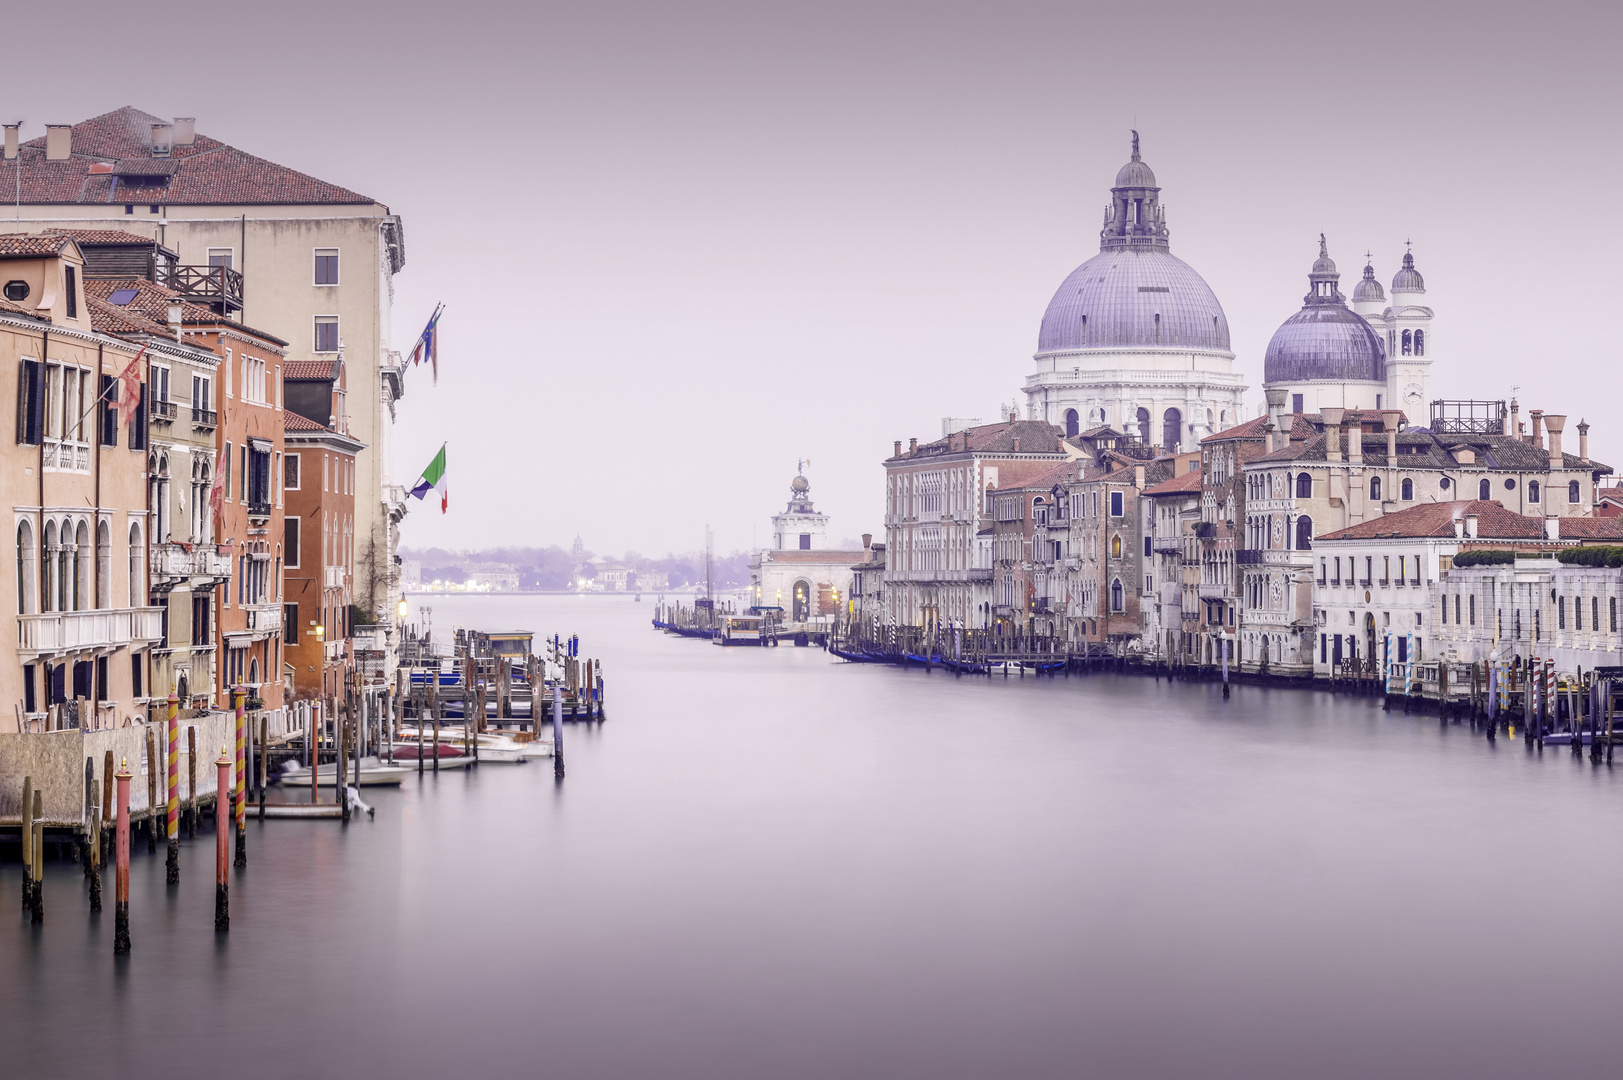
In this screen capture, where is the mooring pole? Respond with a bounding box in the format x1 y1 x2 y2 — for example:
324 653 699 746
88 777 102 913
29 788 42 923
233 687 247 867
186 724 197 839
215 747 231 932
146 728 158 854
166 690 180 884
553 685 565 781
20 774 31 912
114 759 131 953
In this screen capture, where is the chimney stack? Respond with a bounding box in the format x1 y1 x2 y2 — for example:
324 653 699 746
3 124 17 161
1012 438 1020 453
1347 419 1363 465
1578 419 1590 461
1545 515 1560 540
909 437 917 454
172 117 196 145
1264 387 1288 452
45 124 71 161
1322 407 1344 463
1529 409 1543 449
861 533 872 553
150 123 172 158
1543 413 1565 467
1382 410 1401 462
1134 464 1146 489
1509 399 1520 440
1465 514 1479 538
1453 517 1465 539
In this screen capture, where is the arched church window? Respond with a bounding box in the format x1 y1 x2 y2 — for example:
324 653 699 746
1296 473 1312 498
1064 409 1079 438
1402 330 1413 356
1479 478 1491 500
1401 478 1414 501
1570 480 1581 503
1413 330 1424 356
1296 516 1313 551
1136 408 1151 444
1162 407 1182 452
1370 477 1382 501
1528 481 1540 503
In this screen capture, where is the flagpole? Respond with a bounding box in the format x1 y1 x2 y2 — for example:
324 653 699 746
76 343 147 430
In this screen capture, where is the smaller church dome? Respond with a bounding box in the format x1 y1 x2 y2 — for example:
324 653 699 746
1352 260 1385 303
1312 249 1338 277
790 474 809 494
1113 130 1157 188
1391 250 1425 293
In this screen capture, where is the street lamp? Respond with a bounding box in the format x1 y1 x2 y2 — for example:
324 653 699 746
397 597 409 622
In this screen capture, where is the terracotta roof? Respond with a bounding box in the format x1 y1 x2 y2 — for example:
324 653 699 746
0 234 77 257
895 419 1065 461
1201 415 1271 443
3 107 373 206
283 359 338 380
1142 467 1203 496
760 549 868 563
0 295 42 319
86 294 166 335
43 227 171 248
1317 500 1546 541
283 412 327 432
82 277 288 346
1557 516 1623 540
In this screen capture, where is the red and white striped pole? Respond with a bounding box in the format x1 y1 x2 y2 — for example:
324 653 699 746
215 746 231 932
114 757 132 954
233 687 247 867
165 690 180 884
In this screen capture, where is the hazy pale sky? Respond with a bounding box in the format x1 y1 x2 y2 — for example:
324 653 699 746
5 2 1619 555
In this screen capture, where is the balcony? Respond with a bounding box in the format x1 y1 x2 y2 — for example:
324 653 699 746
151 398 178 422
170 263 244 314
18 607 164 660
1153 536 1182 554
1236 549 1265 565
324 565 346 589
1197 583 1229 600
42 438 90 474
192 407 217 429
150 542 233 590
247 500 272 520
244 603 282 635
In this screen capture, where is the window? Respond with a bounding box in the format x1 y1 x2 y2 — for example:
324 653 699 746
1401 478 1413 501
283 515 302 570
99 375 118 445
1296 516 1312 551
152 364 170 404
124 205 134 215
1110 579 1123 612
1292 393 1303 414
1296 473 1311 498
1370 477 1381 501
1111 536 1121 558
247 443 271 511
65 265 76 319
15 358 43 445
1110 491 1123 517
798 534 810 550
314 249 339 285
1558 597 1566 630
1143 536 1152 557
1454 594 1461 624
1528 480 1540 503
1575 598 1583 631
284 603 299 646
192 594 211 647
1570 481 1581 504
1469 594 1476 625
127 522 143 607
1402 329 1413 356
1063 408 1078 437
207 248 234 271
1414 329 1424 357
1612 596 1617 632
314 316 339 353
239 444 248 501
1479 478 1491 500
127 380 147 449
284 453 301 490
1593 596 1600 632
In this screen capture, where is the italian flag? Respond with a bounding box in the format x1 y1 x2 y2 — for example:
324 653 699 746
410 443 448 513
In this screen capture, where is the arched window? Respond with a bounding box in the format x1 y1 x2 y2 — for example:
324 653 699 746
96 521 111 608
1063 408 1079 438
1402 329 1413 356
1296 472 1312 498
16 521 35 615
1296 516 1313 550
1528 480 1540 503
1401 478 1414 501
1370 476 1382 501
1110 578 1124 612
57 518 72 614
41 520 56 612
1163 407 1183 451
1111 535 1121 558
74 520 89 610
1136 407 1151 444
128 522 143 608
1479 478 1491 500
1413 329 1424 357
1570 480 1581 504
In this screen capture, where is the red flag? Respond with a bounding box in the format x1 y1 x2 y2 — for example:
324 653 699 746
115 344 146 409
208 448 226 526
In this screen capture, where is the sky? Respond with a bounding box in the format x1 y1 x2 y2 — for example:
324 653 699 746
2 1 1618 556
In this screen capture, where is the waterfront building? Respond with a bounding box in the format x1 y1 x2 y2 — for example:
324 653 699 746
1312 501 1623 679
749 470 865 622
2 107 411 686
1192 417 1273 666
282 357 363 705
1057 453 1172 651
884 418 1068 633
1139 463 1203 663
849 539 886 636
991 461 1076 638
1024 134 1245 449
0 234 162 729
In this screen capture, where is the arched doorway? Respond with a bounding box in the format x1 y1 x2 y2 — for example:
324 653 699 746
1163 407 1183 451
1064 408 1079 437
792 580 810 622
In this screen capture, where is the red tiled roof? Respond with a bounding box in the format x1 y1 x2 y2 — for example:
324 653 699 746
283 359 337 380
1318 500 1546 541
0 294 41 319
1201 415 1271 443
1557 516 1623 540
1142 467 1203 496
0 233 77 257
3 107 373 206
761 549 868 562
86 294 166 335
82 277 287 346
43 227 169 247
283 412 327 432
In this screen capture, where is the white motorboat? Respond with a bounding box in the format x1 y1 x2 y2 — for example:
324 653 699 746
279 756 411 787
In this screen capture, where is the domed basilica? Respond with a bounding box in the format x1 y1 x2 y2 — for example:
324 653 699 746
1023 133 1245 450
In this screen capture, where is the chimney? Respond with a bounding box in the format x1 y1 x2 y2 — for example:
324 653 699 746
1465 514 1478 538
1264 387 1288 451
1383 410 1401 461
3 124 17 161
1012 438 1020 453
1322 407 1344 463
861 533 872 553
1347 419 1363 465
894 440 901 459
150 122 172 158
1529 409 1543 449
963 431 972 451
1134 464 1146 489
1578 419 1590 461
1543 413 1565 466
1453 517 1465 539
45 124 71 161
909 437 917 454
1508 399 1520 440
172 117 196 145
1545 514 1559 540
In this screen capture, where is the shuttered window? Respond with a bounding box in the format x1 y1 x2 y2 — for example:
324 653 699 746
16 359 43 445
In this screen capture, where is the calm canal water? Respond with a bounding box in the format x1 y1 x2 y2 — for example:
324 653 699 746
4 593 1622 1078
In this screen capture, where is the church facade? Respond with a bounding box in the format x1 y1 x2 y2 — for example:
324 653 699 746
749 471 866 623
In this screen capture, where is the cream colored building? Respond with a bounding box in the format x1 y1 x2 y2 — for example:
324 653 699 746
2 106 409 688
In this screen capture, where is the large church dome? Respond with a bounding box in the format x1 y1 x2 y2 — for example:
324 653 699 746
1037 133 1230 355
1264 237 1386 384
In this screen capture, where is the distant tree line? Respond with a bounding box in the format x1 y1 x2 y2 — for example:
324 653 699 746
401 544 754 589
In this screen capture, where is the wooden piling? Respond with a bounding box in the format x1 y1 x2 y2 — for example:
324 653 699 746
432 679 441 775
233 687 246 868
21 774 31 912
339 702 350 824
88 790 102 913
215 747 231 932
145 728 158 853
101 750 114 867
553 685 565 781
186 725 197 839
166 691 180 884
311 701 321 804
30 789 43 923
83 758 94 880
416 687 425 777
258 716 268 820
113 758 131 953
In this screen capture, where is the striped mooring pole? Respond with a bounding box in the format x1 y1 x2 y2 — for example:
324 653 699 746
114 757 132 954
165 690 180 884
233 687 247 868
215 746 231 932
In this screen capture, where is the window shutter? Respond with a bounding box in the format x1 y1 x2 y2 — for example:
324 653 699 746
15 362 28 443
18 360 43 445
99 375 117 446
130 382 148 448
